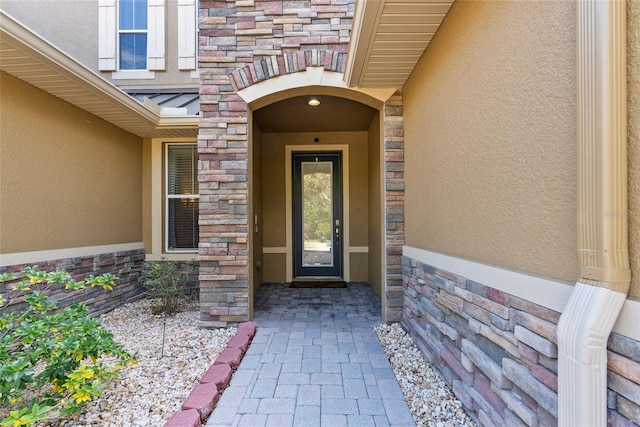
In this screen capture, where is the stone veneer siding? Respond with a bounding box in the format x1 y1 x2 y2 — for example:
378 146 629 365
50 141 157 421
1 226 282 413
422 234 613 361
1 249 145 317
402 255 640 427
198 0 405 326
383 90 405 323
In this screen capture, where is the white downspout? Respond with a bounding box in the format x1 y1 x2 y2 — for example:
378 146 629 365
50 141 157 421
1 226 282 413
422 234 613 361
556 1 630 426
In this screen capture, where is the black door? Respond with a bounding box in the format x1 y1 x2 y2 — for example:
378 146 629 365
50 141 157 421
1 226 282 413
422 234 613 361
292 152 342 278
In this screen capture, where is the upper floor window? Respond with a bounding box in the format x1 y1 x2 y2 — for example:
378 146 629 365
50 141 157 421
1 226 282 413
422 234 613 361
99 0 166 74
119 0 148 70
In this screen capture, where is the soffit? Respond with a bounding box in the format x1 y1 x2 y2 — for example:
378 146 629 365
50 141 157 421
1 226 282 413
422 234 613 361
0 11 197 139
345 0 455 89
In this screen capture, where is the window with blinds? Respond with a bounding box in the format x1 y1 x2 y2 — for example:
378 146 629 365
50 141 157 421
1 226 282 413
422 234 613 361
166 144 199 251
119 0 148 69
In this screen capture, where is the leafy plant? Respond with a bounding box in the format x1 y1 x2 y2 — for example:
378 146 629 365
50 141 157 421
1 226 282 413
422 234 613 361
141 258 194 315
0 266 134 426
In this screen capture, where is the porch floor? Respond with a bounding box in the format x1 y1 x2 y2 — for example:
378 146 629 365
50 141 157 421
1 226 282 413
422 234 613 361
205 282 415 426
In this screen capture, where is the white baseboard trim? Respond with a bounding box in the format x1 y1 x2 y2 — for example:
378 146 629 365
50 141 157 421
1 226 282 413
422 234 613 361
613 299 640 341
403 246 573 312
0 242 145 267
402 246 640 342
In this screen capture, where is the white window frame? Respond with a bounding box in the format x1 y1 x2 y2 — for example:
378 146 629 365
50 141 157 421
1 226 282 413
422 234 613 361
164 143 199 254
98 0 165 74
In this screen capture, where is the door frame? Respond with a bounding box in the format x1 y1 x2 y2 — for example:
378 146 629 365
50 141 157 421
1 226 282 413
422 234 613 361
285 144 350 282
292 151 343 278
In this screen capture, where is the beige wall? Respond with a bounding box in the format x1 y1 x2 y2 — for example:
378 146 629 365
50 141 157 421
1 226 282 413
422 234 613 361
349 253 368 282
1 1 98 71
403 0 578 283
367 111 383 296
0 72 142 253
142 139 152 253
1 0 198 88
251 121 264 290
261 131 369 282
629 0 640 300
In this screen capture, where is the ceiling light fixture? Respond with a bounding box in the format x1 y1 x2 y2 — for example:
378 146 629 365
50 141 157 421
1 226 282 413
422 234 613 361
307 98 320 107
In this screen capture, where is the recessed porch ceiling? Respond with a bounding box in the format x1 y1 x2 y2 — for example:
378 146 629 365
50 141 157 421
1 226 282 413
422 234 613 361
345 0 455 88
253 95 378 133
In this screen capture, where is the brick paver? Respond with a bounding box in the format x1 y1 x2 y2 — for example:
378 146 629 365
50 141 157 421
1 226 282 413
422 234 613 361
206 283 415 427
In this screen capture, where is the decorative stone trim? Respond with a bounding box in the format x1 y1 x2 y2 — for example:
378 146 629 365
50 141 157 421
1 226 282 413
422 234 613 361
401 255 640 426
383 90 405 323
163 321 257 427
229 50 347 91
198 0 405 326
0 249 145 317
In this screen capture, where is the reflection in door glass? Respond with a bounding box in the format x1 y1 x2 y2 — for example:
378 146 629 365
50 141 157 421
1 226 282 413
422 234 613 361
302 161 333 266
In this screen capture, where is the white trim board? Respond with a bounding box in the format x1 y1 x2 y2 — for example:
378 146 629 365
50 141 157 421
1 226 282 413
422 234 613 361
403 246 573 312
349 246 369 253
613 301 640 342
263 247 287 254
403 246 640 341
0 242 145 267
285 145 350 282
237 67 395 105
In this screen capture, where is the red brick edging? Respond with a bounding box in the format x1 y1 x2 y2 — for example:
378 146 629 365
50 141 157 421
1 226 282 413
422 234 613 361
164 321 257 427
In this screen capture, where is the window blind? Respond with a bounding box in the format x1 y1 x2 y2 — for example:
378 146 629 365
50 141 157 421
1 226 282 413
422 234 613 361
167 144 199 251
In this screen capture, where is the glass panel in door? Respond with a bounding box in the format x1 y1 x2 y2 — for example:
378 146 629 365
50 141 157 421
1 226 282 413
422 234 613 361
302 161 333 267
292 152 342 278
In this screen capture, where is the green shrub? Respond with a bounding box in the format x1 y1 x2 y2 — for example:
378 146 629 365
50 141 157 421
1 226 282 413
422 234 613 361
0 266 134 426
141 258 194 314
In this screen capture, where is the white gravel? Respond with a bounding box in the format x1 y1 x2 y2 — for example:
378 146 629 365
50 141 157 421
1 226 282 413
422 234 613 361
28 299 474 426
375 323 477 427
45 298 235 426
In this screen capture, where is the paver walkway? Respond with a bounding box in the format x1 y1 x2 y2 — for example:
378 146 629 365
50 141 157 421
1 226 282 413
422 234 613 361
205 282 416 427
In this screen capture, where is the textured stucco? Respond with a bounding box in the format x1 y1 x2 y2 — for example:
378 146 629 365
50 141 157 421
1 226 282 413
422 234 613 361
629 0 640 300
0 72 142 253
368 111 383 297
403 0 578 283
251 121 264 291
1 1 98 71
0 0 197 87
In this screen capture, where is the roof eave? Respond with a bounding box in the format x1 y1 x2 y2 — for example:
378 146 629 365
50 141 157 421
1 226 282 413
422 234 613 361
0 11 197 139
344 0 386 89
344 0 455 90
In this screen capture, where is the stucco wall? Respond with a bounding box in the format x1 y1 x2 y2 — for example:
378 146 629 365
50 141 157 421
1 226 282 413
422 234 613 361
142 139 153 254
0 0 197 88
368 111 383 297
1 1 97 71
251 121 264 291
628 0 640 300
0 72 142 253
403 0 577 283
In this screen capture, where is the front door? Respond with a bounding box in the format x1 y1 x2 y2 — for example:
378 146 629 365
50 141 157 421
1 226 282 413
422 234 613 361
292 152 342 278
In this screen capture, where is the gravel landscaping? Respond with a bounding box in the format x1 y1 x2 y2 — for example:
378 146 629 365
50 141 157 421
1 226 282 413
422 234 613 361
376 324 477 427
44 298 236 426
32 299 475 426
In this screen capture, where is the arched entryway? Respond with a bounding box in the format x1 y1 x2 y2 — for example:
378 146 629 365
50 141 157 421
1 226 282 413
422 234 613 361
247 87 381 311
197 54 404 327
